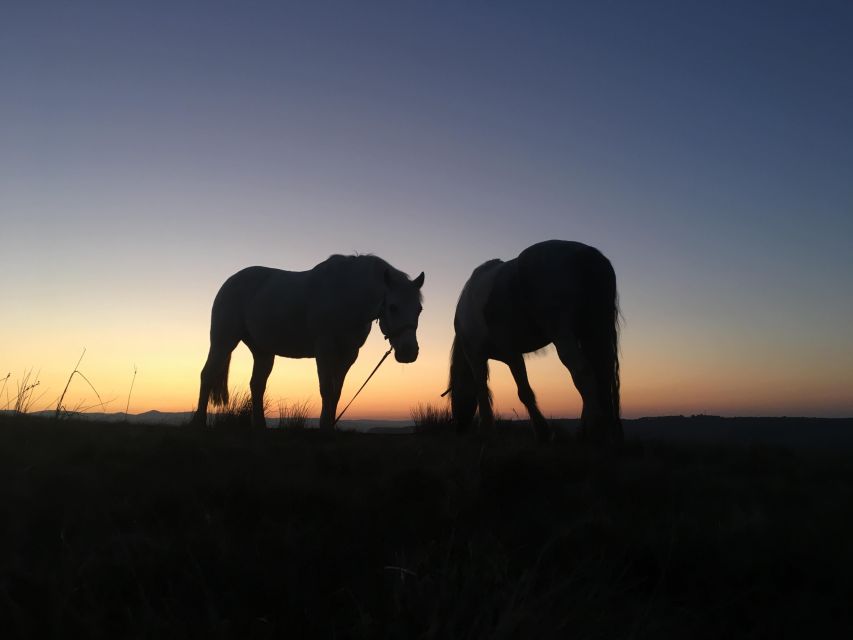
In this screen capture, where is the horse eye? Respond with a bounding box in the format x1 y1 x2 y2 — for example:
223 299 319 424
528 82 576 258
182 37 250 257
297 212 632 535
389 304 399 314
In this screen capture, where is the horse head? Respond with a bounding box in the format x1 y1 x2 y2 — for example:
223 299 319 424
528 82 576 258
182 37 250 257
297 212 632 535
379 269 424 363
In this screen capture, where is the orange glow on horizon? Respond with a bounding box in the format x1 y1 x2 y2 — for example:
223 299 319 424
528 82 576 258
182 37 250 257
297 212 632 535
5 330 852 420
5 288 853 420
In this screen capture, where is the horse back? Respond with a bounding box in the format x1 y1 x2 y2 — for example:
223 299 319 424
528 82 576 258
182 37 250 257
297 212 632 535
209 266 313 355
212 266 279 326
518 240 612 302
482 259 550 354
475 241 614 353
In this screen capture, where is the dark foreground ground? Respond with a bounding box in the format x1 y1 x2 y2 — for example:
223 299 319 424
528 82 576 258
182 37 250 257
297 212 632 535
1 415 852 638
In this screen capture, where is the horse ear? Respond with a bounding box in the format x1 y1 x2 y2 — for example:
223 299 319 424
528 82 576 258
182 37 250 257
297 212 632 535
413 272 425 289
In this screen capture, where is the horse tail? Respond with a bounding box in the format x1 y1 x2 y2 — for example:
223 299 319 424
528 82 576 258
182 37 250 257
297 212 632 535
448 335 478 429
577 253 621 426
208 352 232 407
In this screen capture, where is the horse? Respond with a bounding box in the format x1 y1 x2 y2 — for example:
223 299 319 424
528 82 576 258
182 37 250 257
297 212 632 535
447 240 621 444
191 254 424 429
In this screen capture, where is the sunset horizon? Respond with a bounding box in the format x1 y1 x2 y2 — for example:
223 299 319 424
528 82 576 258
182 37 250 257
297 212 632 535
4 2 852 421
5 239 852 422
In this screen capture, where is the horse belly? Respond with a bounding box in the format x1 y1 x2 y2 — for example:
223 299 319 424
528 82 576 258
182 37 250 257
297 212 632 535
487 320 549 358
243 309 316 358
262 327 316 358
267 330 315 358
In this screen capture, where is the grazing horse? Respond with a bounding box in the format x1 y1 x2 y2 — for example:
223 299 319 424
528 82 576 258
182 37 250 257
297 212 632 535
448 240 621 444
192 254 424 429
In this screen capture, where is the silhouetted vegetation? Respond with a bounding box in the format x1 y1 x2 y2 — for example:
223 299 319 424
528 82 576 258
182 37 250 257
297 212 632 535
410 401 453 432
206 389 270 429
5 368 42 414
2 413 852 637
53 348 106 418
277 399 312 430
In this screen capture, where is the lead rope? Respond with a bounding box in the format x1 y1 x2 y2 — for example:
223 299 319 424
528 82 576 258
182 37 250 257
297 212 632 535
333 346 394 426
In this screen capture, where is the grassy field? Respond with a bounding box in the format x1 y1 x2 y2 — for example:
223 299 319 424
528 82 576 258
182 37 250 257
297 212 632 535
2 414 852 638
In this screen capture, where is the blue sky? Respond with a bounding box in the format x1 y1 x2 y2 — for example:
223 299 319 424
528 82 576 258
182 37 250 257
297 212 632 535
2 1 852 417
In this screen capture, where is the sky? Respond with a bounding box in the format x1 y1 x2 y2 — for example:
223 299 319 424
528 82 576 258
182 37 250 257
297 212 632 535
2 1 852 419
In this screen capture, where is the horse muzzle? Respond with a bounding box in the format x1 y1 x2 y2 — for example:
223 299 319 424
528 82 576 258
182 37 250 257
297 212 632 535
388 328 419 363
394 343 419 363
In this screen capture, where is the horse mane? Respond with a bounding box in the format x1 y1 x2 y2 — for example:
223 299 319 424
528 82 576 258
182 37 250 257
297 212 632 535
323 253 423 302
325 252 377 264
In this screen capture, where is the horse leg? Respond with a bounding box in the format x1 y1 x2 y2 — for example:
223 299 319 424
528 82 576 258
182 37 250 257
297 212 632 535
331 348 359 428
191 340 237 426
316 356 335 431
316 349 358 431
192 351 217 426
467 356 494 434
553 336 604 442
505 355 551 443
249 352 274 429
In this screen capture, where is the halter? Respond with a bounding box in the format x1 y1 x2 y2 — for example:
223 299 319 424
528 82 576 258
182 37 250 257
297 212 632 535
378 297 417 342
381 322 418 341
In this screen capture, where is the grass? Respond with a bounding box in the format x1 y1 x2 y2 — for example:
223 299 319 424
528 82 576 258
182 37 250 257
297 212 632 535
4 368 43 414
206 388 264 428
0 372 11 407
53 348 107 418
123 364 138 420
2 352 113 420
205 391 308 429
278 399 312 430
410 401 453 432
1 413 853 638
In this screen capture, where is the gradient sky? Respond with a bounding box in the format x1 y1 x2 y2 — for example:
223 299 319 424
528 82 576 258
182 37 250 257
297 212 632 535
2 1 852 419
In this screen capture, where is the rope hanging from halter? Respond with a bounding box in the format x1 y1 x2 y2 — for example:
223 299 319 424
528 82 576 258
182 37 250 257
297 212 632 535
333 346 394 426
333 297 417 426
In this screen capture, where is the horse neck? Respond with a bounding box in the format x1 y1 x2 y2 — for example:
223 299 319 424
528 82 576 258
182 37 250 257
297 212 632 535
356 255 390 319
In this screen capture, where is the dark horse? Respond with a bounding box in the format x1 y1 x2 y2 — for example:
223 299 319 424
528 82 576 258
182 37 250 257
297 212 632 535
192 254 424 429
448 240 621 444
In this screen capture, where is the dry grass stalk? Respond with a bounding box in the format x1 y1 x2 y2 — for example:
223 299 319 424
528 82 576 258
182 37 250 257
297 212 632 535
410 402 453 429
11 369 44 414
54 348 107 418
278 399 312 430
210 388 270 428
124 364 138 420
1 372 11 410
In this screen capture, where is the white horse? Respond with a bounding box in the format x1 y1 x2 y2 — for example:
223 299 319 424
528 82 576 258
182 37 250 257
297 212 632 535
448 240 621 444
192 254 424 429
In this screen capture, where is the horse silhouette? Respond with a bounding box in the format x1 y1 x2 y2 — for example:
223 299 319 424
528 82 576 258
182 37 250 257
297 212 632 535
192 254 424 429
448 240 621 444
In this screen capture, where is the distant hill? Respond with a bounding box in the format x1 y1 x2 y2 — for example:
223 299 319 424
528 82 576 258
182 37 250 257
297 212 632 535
1 409 197 425
1 409 415 432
